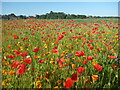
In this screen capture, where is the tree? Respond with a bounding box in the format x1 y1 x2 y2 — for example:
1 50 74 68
8 13 17 20
1 12 88 20
36 15 40 19
2 15 9 20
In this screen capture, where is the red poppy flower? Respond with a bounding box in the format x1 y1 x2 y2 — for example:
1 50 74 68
54 58 58 61
87 44 91 47
33 48 39 52
58 35 64 40
81 45 84 47
17 67 25 75
56 33 60 35
15 51 22 56
11 61 19 68
94 64 103 71
89 40 94 43
101 31 105 33
52 46 58 50
7 55 15 59
31 33 35 35
52 49 58 54
82 60 88 64
108 47 112 50
63 78 73 89
75 51 84 57
23 58 32 64
71 74 78 82
94 24 99 25
87 56 94 60
17 64 26 75
77 67 85 74
58 61 63 66
23 37 28 40
89 47 93 50
31 68 35 71
38 60 44 64
109 56 116 59
21 51 27 57
19 64 26 69
14 36 19 39
79 36 82 38
60 57 65 62
62 32 67 34
70 30 73 32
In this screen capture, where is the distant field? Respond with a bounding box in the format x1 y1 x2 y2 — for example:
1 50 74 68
2 18 119 88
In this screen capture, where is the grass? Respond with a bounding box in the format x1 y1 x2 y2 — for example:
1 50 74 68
2 18 119 89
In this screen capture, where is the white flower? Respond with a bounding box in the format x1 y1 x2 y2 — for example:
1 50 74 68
26 55 30 58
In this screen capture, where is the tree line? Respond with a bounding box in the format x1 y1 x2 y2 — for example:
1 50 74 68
0 11 118 20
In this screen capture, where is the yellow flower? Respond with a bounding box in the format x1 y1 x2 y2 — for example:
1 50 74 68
92 61 98 66
60 54 64 57
57 80 62 85
101 48 104 50
71 64 75 69
53 86 59 88
2 81 8 86
50 61 54 64
76 42 78 44
36 80 42 87
9 71 15 75
70 71 74 75
102 41 105 43
34 56 40 59
64 63 68 66
77 59 81 61
11 60 15 62
37 56 40 58
83 55 86 58
51 43 54 46
76 39 78 41
18 42 20 44
20 46 23 50
5 62 9 65
2 70 7 76
72 58 75 60
46 52 50 54
51 58 53 60
20 61 24 63
92 75 99 82
52 71 55 74
72 51 74 53
65 58 70 61
7 78 12 81
46 78 49 82
45 46 48 48
64 49 69 52
52 86 60 90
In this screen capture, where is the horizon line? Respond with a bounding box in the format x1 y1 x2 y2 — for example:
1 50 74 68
1 11 118 17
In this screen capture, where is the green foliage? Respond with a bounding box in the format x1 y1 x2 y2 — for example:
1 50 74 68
1 11 118 20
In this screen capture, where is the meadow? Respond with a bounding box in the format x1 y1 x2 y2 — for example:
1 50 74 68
2 18 119 88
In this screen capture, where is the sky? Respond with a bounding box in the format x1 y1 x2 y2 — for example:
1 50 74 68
2 1 119 16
